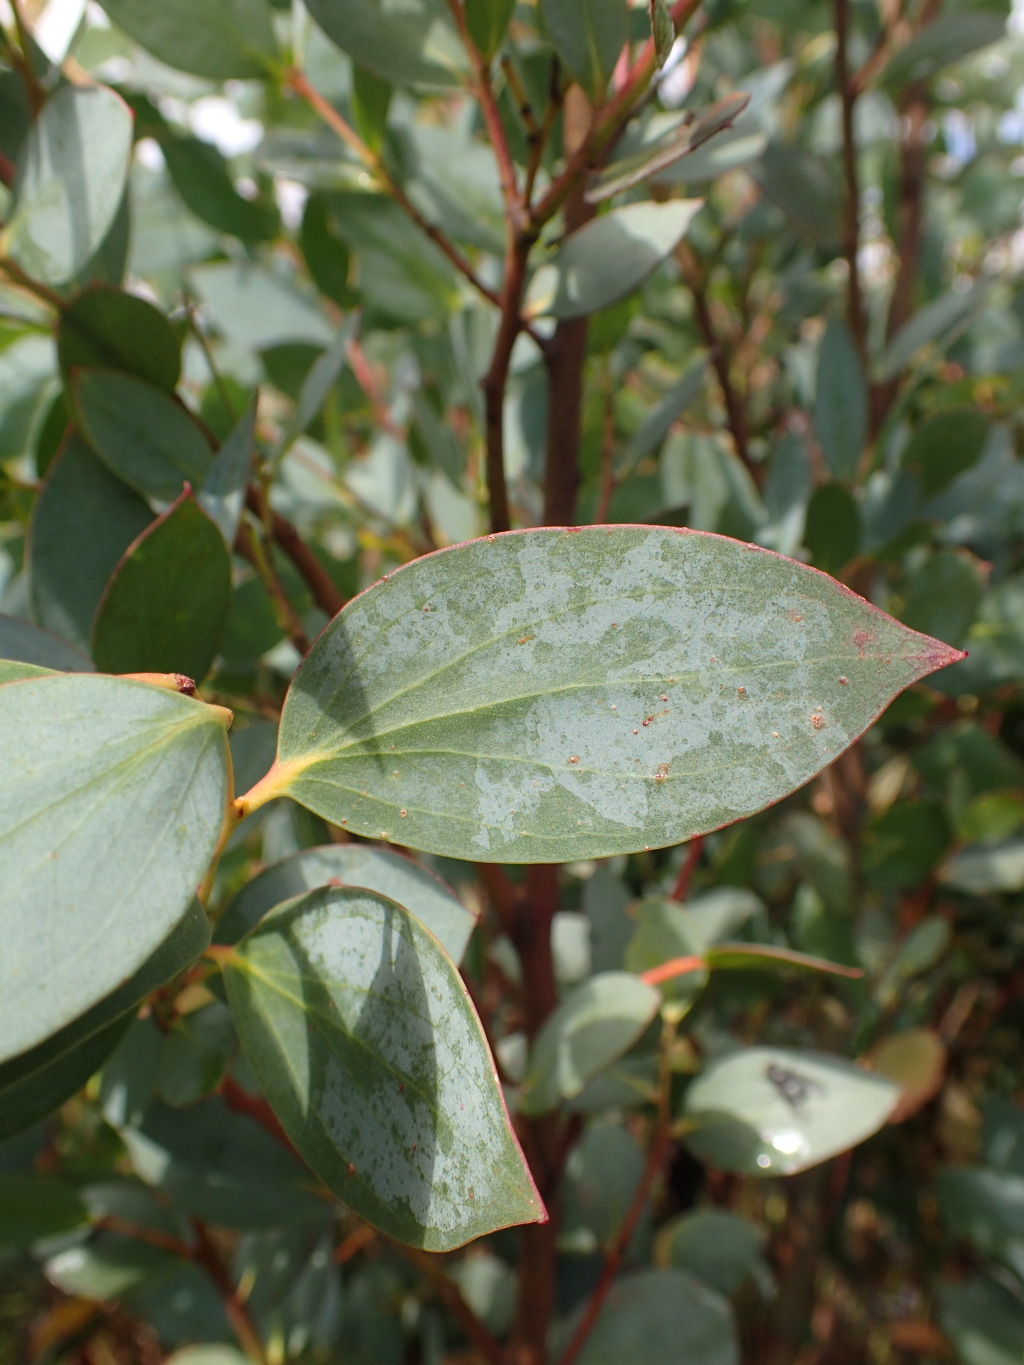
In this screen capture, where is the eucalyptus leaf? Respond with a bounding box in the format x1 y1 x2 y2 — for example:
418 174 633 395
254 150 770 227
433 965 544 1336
0 675 229 1063
198 400 255 547
216 844 476 964
98 0 279 79
0 613 92 672
255 527 963 863
223 886 544 1250
525 202 702 320
815 317 867 481
539 0 627 100
520 973 662 1115
684 1046 899 1176
303 0 466 88
3 85 132 285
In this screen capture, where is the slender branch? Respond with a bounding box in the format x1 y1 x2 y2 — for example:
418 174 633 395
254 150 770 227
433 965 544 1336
670 834 704 901
834 0 868 368
286 68 500 308
480 234 535 532
445 0 524 228
8 0 45 117
182 291 239 424
849 0 914 97
400 1245 504 1365
94 1216 194 1260
0 256 64 310
0 150 14 189
594 368 617 523
676 241 756 480
245 484 345 619
236 517 310 654
191 1218 270 1365
555 1029 674 1365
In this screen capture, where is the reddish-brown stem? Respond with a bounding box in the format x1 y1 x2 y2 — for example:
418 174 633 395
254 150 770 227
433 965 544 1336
401 1245 505 1365
94 1216 194 1260
555 1102 672 1365
245 484 345 619
0 150 14 188
677 242 756 480
640 955 705 987
286 67 499 309
834 0 868 369
670 835 704 901
7 0 44 117
236 518 310 655
191 1218 270 1365
481 234 535 533
220 1073 296 1156
445 0 524 229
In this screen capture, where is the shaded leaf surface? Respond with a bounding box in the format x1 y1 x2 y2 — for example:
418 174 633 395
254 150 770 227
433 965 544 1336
216 844 476 964
98 0 279 78
223 886 544 1250
4 85 132 284
91 492 232 682
268 527 963 863
520 972 662 1115
525 202 702 320
0 614 92 671
539 0 627 100
29 435 153 652
0 675 228 1063
304 0 465 87
58 286 181 393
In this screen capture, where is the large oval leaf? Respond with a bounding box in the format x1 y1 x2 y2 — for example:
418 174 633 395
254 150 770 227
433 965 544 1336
216 845 476 964
303 0 466 88
222 885 544 1250
251 527 964 863
0 676 229 1064
2 85 132 284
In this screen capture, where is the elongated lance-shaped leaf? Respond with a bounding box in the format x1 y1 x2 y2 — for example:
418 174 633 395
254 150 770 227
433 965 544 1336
254 527 964 864
222 886 544 1250
0 675 230 1064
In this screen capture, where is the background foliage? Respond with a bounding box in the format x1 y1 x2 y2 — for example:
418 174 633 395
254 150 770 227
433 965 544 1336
2 0 1024 1363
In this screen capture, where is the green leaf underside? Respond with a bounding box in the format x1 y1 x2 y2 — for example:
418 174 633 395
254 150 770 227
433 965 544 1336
0 676 228 1064
223 886 544 1250
0 899 210 1092
684 1046 900 1176
0 1014 131 1142
91 493 232 682
520 972 662 1116
0 614 92 671
216 845 476 964
273 527 963 864
73 370 213 503
98 0 279 79
3 85 132 285
525 201 702 320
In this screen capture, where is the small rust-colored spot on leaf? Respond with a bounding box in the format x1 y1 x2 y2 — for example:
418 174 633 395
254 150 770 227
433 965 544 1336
346 1162 356 1177
772 731 779 738
399 1082 405 1094
400 809 407 818
642 716 653 727
567 755 580 765
468 1186 475 1200
811 714 825 730
632 727 639 735
788 611 803 623
392 770 399 778
737 687 746 696
610 704 617 710
853 628 874 656
174 673 196 695
710 654 717 663
661 694 668 702
518 634 534 644
839 675 849 685
653 763 670 783
610 622 618 628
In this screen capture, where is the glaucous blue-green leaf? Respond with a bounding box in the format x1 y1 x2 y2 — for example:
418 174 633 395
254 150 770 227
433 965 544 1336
901 411 989 497
0 1175 88 1248
0 613 91 672
875 284 985 382
97 0 279 79
252 527 964 863
0 898 210 1093
937 1275 1024 1365
197 400 255 548
555 1268 738 1365
525 202 702 320
58 285 182 394
466 0 516 58
683 1046 899 1176
222 886 544 1250
272 314 359 462
703 943 862 978
656 1209 766 1298
0 1015 131 1143
881 12 1007 89
30 435 153 652
2 85 132 284
73 370 213 502
520 973 662 1115
815 317 867 481
303 0 466 88
0 675 229 1064
539 0 627 100
753 143 840 250
91 492 232 682
587 94 751 204
161 132 280 241
215 844 476 964
0 660 53 684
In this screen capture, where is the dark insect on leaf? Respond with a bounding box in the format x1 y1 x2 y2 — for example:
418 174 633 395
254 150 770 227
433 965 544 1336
765 1063 824 1111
